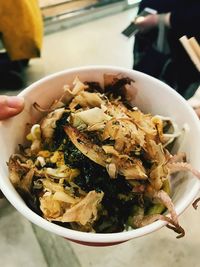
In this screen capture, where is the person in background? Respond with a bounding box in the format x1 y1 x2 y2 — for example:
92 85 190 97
0 95 24 120
133 0 200 98
0 0 43 90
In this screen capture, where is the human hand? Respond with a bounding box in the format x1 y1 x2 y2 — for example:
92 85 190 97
134 13 171 33
0 95 24 199
135 14 159 32
0 95 24 120
194 107 200 119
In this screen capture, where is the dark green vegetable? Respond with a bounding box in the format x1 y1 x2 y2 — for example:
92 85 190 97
52 112 70 150
62 139 141 233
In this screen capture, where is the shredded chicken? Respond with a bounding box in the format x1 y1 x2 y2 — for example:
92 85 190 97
168 162 200 179
53 191 104 225
152 190 178 225
134 214 185 239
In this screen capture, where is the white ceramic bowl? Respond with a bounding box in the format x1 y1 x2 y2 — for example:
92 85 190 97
0 66 200 246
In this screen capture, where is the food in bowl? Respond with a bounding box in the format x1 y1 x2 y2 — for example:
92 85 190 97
8 74 200 238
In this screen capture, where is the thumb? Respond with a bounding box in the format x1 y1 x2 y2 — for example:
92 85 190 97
0 95 24 120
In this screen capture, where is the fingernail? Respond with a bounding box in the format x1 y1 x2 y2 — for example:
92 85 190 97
6 96 24 108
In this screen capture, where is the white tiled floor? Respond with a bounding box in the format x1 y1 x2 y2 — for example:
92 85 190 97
25 8 135 84
70 205 200 267
1 7 200 267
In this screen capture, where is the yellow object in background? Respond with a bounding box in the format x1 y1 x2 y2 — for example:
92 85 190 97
0 0 43 60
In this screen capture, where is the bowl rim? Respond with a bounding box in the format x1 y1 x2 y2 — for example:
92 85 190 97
1 65 200 243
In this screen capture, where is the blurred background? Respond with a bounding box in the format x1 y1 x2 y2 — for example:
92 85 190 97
0 1 200 267
0 0 139 95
